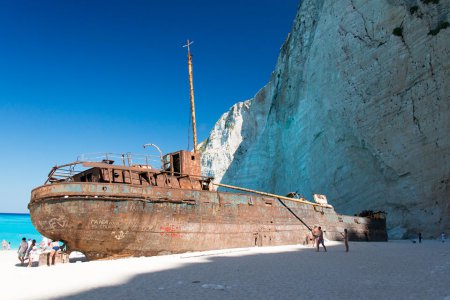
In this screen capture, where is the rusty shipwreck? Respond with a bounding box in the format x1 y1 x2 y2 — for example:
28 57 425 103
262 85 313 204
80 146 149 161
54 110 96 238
28 41 387 260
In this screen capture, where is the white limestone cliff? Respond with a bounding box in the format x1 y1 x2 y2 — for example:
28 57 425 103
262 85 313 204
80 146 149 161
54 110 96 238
199 100 251 183
200 0 450 238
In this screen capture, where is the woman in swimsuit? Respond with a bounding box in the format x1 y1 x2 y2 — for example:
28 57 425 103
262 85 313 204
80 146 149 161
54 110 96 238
49 241 60 265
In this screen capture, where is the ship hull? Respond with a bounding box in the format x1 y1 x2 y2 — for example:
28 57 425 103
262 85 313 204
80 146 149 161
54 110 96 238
29 182 387 260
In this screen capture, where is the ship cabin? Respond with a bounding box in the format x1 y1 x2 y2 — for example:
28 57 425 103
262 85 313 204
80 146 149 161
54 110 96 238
46 150 212 191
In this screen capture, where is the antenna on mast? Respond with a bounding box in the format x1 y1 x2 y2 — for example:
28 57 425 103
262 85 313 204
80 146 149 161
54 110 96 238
183 39 198 153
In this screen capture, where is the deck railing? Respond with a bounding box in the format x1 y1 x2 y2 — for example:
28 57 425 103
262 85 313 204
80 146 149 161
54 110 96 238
76 152 161 167
45 152 162 184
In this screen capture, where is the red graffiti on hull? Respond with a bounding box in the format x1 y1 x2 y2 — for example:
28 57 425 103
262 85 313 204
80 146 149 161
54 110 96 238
160 225 182 237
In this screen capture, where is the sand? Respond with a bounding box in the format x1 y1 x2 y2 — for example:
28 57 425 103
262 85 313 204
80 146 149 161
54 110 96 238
1 240 449 300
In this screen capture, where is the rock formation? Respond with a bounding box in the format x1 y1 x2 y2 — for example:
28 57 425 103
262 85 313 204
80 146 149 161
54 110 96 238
201 0 450 238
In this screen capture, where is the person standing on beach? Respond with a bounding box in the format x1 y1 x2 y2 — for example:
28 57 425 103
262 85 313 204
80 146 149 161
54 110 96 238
40 237 49 251
25 239 32 260
49 240 60 265
17 237 28 265
441 232 446 243
316 227 327 252
1 240 7 250
418 232 422 243
27 241 38 267
312 226 319 248
344 229 349 252
26 239 36 261
307 226 317 247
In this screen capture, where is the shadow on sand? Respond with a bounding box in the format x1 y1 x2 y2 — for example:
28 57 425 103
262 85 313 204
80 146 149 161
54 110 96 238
55 242 444 300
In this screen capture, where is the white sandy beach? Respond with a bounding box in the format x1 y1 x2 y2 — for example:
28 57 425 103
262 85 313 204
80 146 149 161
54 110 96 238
1 240 449 300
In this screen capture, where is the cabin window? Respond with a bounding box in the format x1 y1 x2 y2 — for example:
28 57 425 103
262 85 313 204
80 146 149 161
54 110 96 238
163 155 171 171
139 173 150 185
191 155 195 160
80 173 93 182
172 154 180 174
112 172 120 183
201 181 209 191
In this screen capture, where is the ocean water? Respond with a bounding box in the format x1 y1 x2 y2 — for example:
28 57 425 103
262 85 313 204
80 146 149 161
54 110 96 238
0 213 43 249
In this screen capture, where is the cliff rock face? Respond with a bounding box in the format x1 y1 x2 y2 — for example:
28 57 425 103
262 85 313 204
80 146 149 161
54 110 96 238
201 0 450 238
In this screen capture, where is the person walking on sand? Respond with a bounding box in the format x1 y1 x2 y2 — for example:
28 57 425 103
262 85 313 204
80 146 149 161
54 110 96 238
441 232 446 243
344 229 349 252
418 232 422 243
316 227 327 252
17 237 28 265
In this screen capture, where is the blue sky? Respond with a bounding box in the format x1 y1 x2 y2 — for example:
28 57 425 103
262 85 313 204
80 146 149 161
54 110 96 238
0 0 299 213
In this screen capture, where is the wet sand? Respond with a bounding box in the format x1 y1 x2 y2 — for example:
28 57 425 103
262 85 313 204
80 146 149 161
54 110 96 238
1 240 449 299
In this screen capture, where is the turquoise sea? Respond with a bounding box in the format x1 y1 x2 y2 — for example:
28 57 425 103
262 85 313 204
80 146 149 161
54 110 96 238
0 213 42 249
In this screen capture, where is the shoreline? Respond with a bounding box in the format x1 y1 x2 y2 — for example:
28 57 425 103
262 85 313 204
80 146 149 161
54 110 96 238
1 240 449 299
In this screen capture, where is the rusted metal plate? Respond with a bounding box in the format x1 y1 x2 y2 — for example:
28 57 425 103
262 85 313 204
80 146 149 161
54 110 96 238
29 182 387 260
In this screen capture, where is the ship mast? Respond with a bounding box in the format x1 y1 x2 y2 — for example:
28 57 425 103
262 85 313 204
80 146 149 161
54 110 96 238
183 40 198 153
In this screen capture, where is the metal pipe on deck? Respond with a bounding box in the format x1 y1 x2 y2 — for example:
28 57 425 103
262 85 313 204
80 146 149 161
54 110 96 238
212 182 328 208
143 143 164 169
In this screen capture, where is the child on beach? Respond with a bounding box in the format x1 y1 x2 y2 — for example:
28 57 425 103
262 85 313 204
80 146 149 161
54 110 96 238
28 244 39 267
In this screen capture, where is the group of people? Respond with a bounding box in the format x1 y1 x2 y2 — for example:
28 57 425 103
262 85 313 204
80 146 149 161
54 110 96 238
417 232 446 243
17 238 36 266
307 226 349 252
308 229 446 250
17 237 62 267
1 240 11 250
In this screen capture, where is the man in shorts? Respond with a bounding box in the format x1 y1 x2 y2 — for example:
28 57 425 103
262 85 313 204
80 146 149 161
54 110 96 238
316 227 327 252
17 237 28 265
